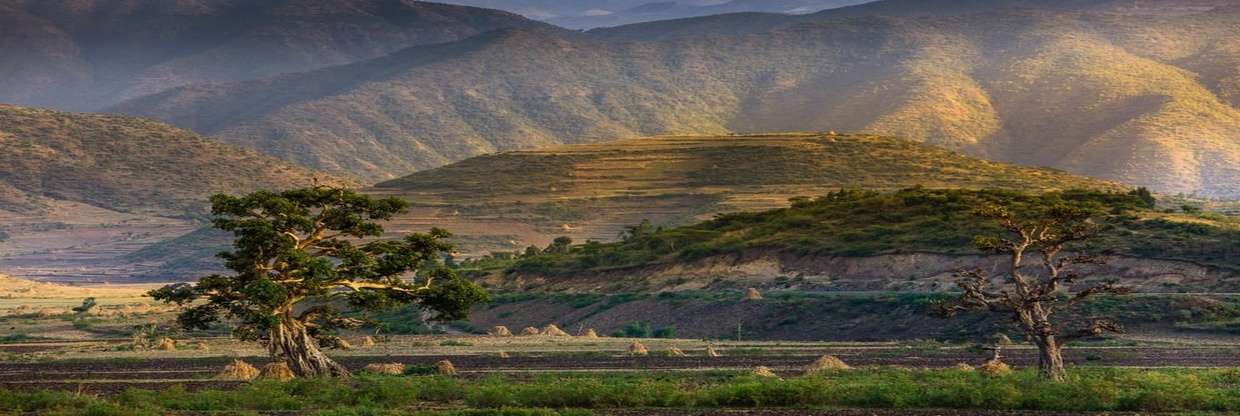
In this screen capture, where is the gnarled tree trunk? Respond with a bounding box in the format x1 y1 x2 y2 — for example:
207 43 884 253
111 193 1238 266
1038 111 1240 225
1033 334 1066 381
269 315 350 377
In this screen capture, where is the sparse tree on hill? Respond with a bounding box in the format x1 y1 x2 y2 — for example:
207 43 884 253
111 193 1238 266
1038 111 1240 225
545 236 573 254
938 200 1130 381
151 187 488 377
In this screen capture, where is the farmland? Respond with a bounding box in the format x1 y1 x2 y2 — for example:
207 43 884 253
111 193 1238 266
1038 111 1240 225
1 287 1238 415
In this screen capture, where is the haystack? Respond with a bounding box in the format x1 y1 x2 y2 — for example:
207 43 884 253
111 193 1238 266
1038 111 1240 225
582 328 600 338
666 347 687 357
803 355 850 375
628 341 650 357
490 325 513 337
154 337 177 351
363 363 406 375
542 324 570 336
130 334 151 350
260 362 295 381
360 336 376 347
195 341 210 351
953 362 976 371
705 345 722 357
753 366 778 378
978 359 1012 376
744 288 763 300
215 359 260 381
496 351 511 359
435 359 458 376
520 326 541 336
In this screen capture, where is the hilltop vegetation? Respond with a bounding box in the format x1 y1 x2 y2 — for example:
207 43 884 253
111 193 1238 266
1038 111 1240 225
0 0 539 110
112 5 1240 198
506 188 1240 277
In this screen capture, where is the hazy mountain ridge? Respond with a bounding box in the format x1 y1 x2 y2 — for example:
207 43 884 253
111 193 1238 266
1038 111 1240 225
0 0 540 110
113 6 1240 198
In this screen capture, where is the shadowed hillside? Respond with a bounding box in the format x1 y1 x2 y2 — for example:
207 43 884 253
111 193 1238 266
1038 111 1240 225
113 6 1240 199
0 104 350 217
0 0 540 110
0 104 351 282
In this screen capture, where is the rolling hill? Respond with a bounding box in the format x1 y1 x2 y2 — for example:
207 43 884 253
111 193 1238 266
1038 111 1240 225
112 5 1240 198
125 132 1123 280
495 187 1240 293
372 133 1127 255
0 104 351 282
0 0 540 110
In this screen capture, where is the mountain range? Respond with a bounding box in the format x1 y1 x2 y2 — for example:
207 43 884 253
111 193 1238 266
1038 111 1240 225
0 0 539 110
111 2 1240 198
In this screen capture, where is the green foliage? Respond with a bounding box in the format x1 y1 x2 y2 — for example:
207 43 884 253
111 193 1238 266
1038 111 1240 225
3 369 1236 414
511 188 1240 275
610 321 677 338
150 187 488 343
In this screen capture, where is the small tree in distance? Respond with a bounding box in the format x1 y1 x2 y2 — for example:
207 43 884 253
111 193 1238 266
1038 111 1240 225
151 187 488 377
939 197 1131 381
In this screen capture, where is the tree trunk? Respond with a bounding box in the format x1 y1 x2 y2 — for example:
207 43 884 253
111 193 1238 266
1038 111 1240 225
1033 335 1066 381
269 317 351 378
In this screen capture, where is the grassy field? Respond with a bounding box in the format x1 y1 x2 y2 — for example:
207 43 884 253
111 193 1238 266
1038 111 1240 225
0 361 1238 415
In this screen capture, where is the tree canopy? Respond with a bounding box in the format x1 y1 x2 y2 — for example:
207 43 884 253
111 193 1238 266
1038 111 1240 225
152 186 488 377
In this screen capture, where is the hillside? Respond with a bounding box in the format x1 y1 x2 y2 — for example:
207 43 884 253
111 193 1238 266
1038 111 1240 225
0 104 351 282
0 0 539 110
0 104 349 217
496 188 1240 293
112 7 1240 198
369 133 1122 255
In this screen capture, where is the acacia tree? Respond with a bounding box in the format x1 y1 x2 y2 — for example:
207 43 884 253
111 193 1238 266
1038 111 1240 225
940 200 1130 381
151 187 488 377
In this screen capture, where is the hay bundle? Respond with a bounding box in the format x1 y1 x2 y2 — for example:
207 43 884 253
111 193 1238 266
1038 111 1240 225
363 363 406 375
496 351 511 359
666 347 687 357
130 333 151 350
542 324 570 336
195 342 210 351
322 336 353 350
154 337 177 351
803 355 850 375
360 336 376 347
519 327 541 336
978 359 1012 376
260 362 295 381
435 360 458 376
752 366 779 378
744 288 763 300
490 326 513 337
582 328 599 338
705 345 721 357
628 341 649 357
215 359 260 381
